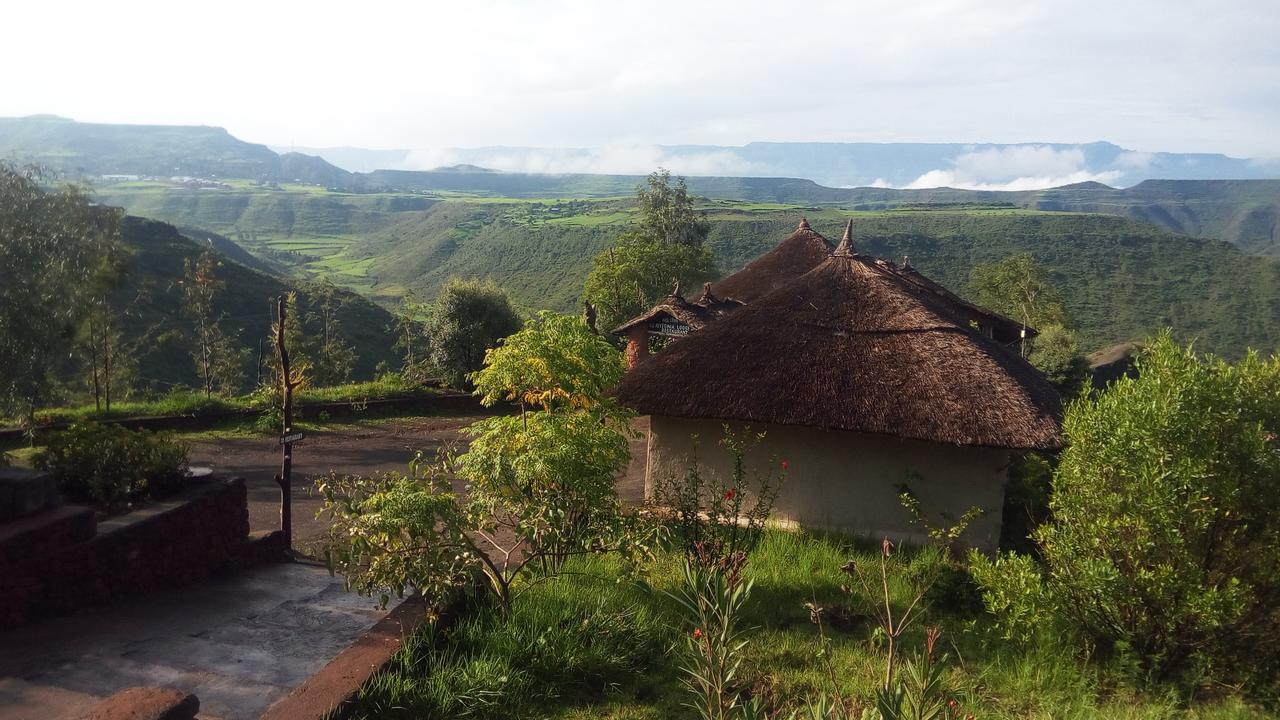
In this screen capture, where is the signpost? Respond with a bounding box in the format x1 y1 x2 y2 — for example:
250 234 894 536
653 320 691 337
279 431 305 446
274 296 302 554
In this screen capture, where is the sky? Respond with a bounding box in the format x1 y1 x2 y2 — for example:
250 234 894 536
4 0 1279 162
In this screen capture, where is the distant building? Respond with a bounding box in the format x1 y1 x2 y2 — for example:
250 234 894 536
613 220 1062 550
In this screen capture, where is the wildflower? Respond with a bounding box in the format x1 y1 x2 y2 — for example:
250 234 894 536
692 628 703 639
781 459 789 471
724 489 735 501
947 699 958 710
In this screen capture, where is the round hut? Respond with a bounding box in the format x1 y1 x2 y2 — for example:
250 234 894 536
614 221 1063 550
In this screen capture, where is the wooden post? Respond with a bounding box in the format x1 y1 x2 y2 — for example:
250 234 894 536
275 295 295 552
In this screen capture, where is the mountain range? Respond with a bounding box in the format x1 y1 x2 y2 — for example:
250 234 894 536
281 141 1280 191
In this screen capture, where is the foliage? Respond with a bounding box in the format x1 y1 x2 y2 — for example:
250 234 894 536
425 277 522 389
181 247 251 396
584 169 718 333
862 628 964 720
970 333 1280 692
472 311 626 412
636 169 711 248
996 451 1055 554
34 421 189 512
1027 324 1091 397
0 163 122 424
79 237 135 412
967 253 1071 331
338 531 1270 720
651 427 785 573
391 291 433 382
322 312 646 614
305 277 359 386
342 556 669 720
667 558 759 720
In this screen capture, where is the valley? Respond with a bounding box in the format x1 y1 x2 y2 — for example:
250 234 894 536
95 179 1280 359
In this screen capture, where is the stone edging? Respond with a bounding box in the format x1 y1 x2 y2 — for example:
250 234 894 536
258 593 431 720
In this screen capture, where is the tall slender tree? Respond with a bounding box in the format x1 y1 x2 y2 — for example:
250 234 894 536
0 163 122 425
181 247 248 397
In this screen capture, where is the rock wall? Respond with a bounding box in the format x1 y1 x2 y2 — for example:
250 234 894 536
0 477 282 628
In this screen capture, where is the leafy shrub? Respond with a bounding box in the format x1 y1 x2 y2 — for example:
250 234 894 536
35 421 189 511
971 333 1280 692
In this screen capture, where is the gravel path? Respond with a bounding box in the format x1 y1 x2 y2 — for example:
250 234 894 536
187 413 649 552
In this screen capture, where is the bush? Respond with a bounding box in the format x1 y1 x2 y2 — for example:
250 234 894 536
972 333 1280 693
35 422 189 511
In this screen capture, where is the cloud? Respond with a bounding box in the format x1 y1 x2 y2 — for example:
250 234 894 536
402 145 765 177
902 146 1123 191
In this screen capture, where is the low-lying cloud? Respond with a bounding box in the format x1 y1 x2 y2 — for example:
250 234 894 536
902 145 1122 191
403 145 765 177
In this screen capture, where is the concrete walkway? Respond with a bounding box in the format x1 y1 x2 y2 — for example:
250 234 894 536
0 562 387 720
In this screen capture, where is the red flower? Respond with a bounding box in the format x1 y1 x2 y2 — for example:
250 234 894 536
781 460 789 471
692 628 703 639
948 699 958 709
723 489 735 501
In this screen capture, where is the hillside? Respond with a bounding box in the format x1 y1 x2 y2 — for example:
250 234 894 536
109 216 398 393
6 116 1277 254
347 203 1279 358
362 171 1280 256
0 115 355 187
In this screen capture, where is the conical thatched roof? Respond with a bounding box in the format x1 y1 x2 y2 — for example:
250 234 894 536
712 218 834 303
892 261 1033 343
615 237 1064 450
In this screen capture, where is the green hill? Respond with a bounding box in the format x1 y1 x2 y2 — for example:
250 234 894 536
0 115 355 186
108 216 398 394
7 116 1275 255
348 203 1279 358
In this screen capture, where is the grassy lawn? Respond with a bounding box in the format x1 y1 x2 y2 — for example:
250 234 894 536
335 532 1268 720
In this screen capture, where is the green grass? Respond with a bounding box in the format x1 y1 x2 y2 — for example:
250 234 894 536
335 532 1271 720
3 377 445 430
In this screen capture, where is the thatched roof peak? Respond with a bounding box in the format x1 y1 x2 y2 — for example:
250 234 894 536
833 219 856 257
616 249 1063 450
712 219 834 303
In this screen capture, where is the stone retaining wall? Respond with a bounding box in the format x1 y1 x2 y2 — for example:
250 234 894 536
0 477 282 628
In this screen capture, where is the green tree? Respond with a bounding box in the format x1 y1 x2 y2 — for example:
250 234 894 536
0 163 122 424
636 168 710 247
181 247 249 397
425 278 522 388
971 333 1280 690
584 169 716 333
390 290 431 382
968 253 1088 394
305 278 357 386
1026 324 1090 397
80 239 134 412
318 312 645 613
968 253 1070 331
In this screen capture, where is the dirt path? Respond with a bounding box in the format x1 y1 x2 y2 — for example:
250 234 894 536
187 414 649 552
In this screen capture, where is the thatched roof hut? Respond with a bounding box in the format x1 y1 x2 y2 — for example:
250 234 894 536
615 221 1063 451
712 218 834 303
614 281 744 337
